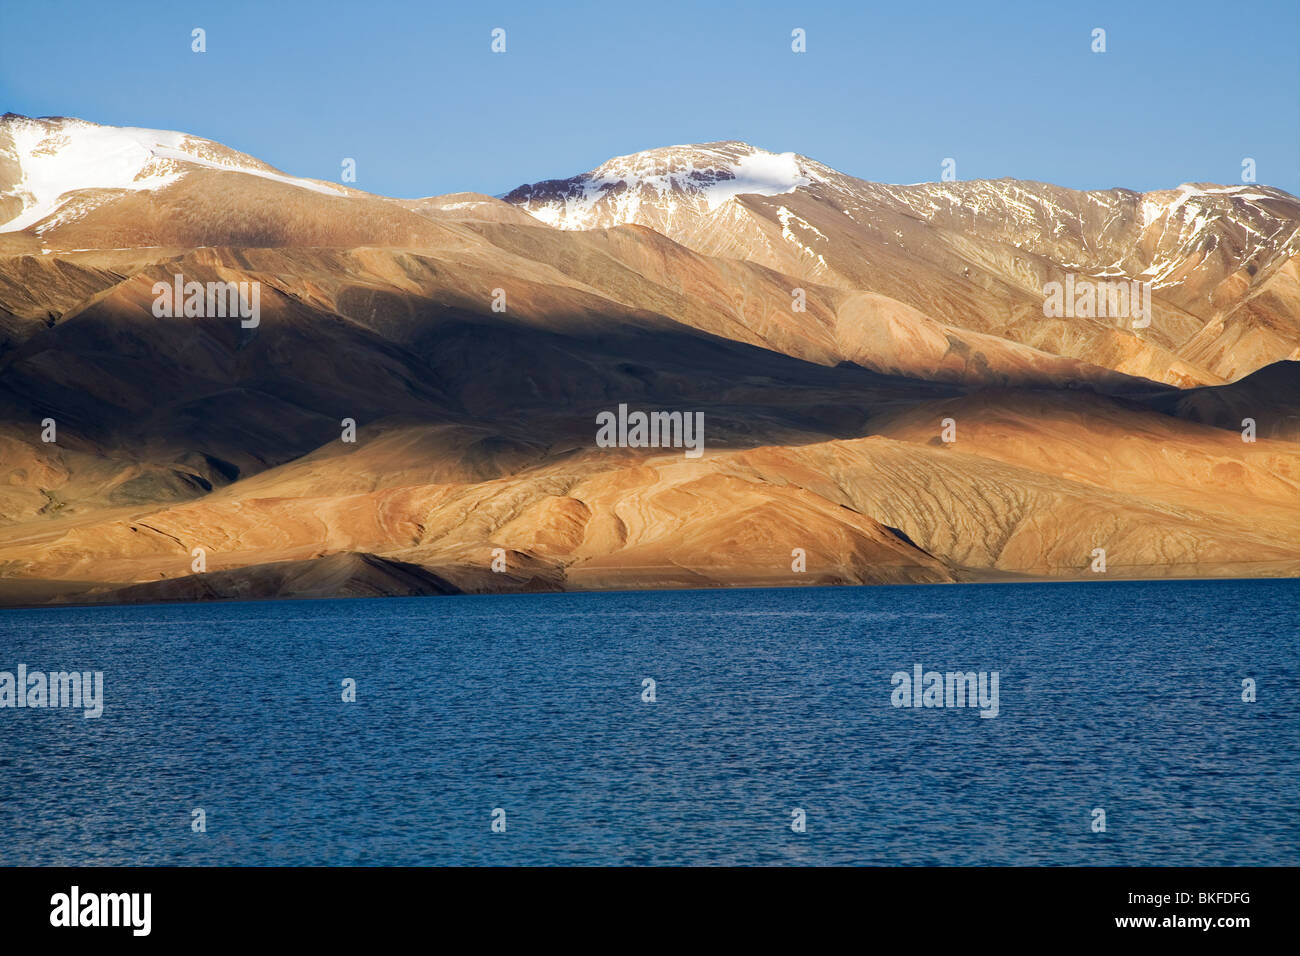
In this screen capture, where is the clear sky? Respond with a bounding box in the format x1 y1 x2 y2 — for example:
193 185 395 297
2 0 1297 198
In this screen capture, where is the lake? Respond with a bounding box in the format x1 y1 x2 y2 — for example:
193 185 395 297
1 578 1296 865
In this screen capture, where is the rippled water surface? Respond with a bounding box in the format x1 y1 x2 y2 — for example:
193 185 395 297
1 579 1296 865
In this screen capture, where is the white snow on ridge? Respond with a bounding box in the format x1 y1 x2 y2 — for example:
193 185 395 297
518 143 820 230
700 149 812 210
1 119 185 233
149 144 346 197
1 116 346 234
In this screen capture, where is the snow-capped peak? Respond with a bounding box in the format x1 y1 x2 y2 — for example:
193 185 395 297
0 114 348 234
502 141 827 230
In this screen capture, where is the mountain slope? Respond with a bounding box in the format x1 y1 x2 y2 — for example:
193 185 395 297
505 141 1300 385
2 117 1300 606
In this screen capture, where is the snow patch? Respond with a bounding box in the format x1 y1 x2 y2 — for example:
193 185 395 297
514 143 818 230
1 119 185 232
1 116 345 234
701 150 811 210
149 144 345 197
776 205 828 270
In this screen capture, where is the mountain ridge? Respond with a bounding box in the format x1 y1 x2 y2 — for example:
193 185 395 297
2 114 1299 606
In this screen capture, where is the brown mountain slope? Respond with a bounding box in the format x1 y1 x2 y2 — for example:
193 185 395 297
506 142 1300 385
1150 360 1300 442
2 118 1299 606
8 118 1298 387
3 377 1299 605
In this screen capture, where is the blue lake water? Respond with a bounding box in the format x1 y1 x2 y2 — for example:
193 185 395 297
1 579 1296 865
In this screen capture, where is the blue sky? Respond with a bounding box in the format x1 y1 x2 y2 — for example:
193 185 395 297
2 0 1297 198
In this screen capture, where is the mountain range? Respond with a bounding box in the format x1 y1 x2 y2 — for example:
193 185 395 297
1 113 1298 605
